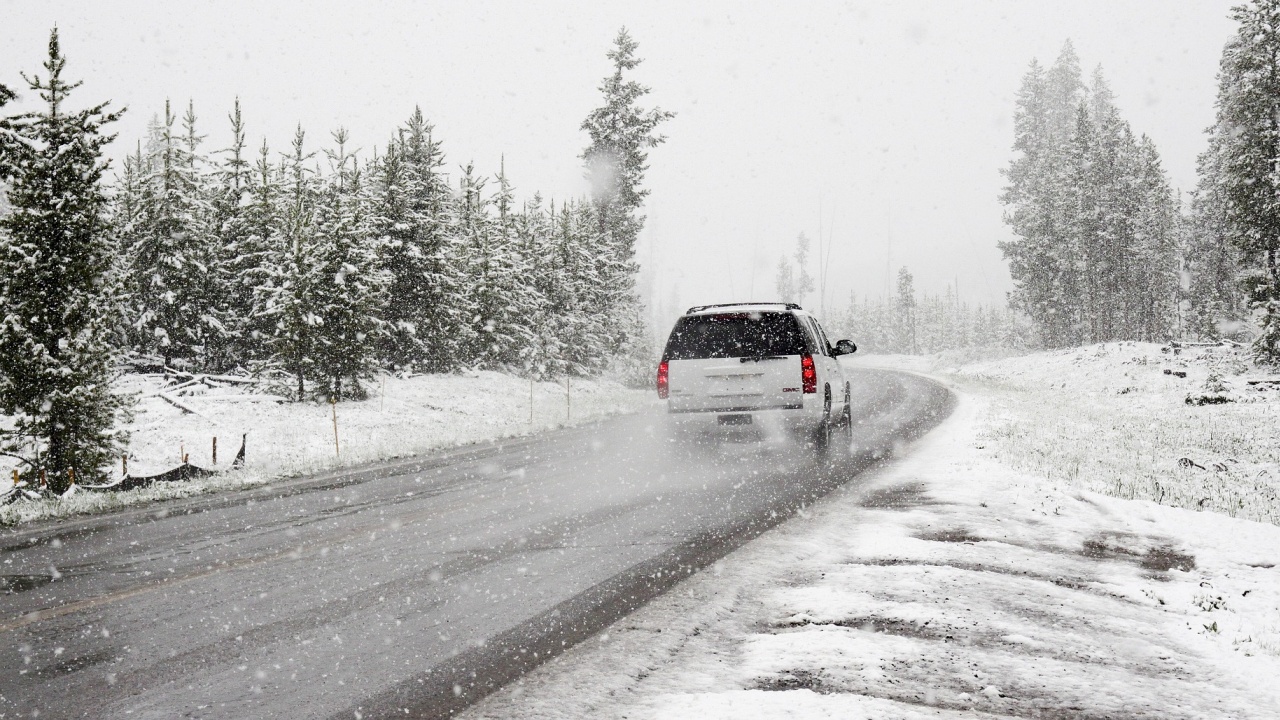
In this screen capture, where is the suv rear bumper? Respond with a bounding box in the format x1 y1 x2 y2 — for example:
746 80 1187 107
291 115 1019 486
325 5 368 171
664 397 824 436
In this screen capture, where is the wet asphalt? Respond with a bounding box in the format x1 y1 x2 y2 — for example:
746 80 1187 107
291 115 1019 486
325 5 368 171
0 368 953 719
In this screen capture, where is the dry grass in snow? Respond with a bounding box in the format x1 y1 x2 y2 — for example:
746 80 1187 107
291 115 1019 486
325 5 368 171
953 342 1280 525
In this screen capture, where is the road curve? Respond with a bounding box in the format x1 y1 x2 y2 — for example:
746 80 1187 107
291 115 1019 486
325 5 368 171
0 368 953 719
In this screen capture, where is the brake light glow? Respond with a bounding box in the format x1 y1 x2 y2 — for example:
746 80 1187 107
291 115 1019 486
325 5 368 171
657 360 669 399
801 354 817 394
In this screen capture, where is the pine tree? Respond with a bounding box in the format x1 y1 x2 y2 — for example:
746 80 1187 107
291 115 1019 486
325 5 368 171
373 108 465 372
513 194 559 378
793 233 815 307
1131 136 1179 341
582 28 673 264
455 163 496 366
239 138 284 364
211 99 255 369
1000 57 1073 347
775 259 796 303
895 267 918 353
309 129 387 399
1204 0 1280 361
125 99 221 369
0 29 129 491
472 161 538 368
1186 129 1247 338
264 126 321 399
581 28 672 366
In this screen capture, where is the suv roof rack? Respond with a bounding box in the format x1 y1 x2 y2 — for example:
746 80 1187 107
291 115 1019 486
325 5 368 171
685 302 802 314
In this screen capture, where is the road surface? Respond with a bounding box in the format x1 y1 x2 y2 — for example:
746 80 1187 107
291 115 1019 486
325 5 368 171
0 368 952 719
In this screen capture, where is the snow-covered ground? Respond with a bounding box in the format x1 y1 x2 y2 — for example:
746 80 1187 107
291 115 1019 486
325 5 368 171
463 344 1280 719
0 371 650 526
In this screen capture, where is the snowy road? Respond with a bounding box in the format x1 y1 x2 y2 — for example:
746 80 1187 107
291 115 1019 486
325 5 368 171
0 368 951 719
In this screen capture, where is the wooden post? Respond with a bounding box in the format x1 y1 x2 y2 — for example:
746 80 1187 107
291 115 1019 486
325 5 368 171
212 436 217 465
39 469 46 488
68 468 75 487
122 454 128 477
330 397 340 457
183 453 189 464
180 443 184 465
11 469 17 486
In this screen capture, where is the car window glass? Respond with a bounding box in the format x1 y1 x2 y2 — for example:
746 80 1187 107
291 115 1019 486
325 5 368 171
814 320 834 354
663 312 807 360
803 317 827 356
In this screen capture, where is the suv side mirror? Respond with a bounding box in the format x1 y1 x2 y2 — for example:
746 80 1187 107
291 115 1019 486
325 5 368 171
834 339 857 356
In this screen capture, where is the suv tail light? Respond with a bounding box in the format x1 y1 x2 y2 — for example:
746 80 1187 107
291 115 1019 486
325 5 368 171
801 354 817 394
657 360 669 399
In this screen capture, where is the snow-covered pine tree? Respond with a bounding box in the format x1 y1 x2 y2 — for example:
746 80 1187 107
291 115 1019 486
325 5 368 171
1000 57 1071 347
581 28 672 368
1080 71 1131 343
239 138 284 364
894 267 918 354
566 198 614 374
264 126 321 399
1130 135 1179 342
793 233 815 308
125 99 222 369
0 29 129 491
210 99 256 370
1204 0 1280 362
775 259 796 304
309 129 387 399
478 161 538 368
454 163 498 366
513 194 559 379
582 28 672 267
1185 129 1247 339
373 108 465 373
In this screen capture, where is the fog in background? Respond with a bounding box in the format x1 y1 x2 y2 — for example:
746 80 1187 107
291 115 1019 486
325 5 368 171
1 0 1236 332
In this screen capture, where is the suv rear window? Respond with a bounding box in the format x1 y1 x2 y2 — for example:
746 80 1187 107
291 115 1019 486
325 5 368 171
663 312 809 360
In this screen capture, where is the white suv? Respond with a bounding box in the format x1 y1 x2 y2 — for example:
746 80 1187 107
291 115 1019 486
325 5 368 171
656 303 857 449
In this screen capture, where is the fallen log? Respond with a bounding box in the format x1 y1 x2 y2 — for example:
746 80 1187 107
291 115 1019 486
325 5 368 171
181 394 287 403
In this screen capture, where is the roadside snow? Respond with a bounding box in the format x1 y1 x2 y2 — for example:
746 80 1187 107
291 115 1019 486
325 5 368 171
1 371 649 526
463 348 1280 719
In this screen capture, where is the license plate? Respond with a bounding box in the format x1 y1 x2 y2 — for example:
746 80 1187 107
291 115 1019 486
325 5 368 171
718 414 752 426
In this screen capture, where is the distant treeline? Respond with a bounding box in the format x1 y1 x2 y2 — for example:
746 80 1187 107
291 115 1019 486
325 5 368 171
830 268 1032 356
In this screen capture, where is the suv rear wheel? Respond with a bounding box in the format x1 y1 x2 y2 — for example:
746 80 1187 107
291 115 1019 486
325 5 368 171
813 385 833 453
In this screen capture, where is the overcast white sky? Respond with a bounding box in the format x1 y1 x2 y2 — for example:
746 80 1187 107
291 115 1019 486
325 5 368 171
1 0 1238 328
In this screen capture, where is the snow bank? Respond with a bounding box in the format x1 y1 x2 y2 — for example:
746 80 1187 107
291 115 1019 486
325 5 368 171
1 371 650 526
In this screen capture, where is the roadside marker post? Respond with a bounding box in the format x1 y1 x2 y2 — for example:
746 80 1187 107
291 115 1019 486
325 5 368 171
330 397 340 458
212 436 217 465
566 375 571 422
